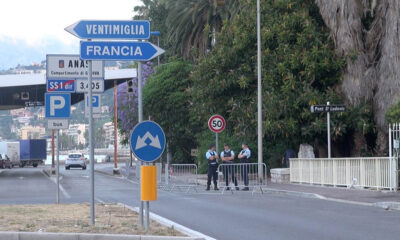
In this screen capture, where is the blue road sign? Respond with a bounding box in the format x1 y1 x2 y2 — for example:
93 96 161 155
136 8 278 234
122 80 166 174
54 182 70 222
45 93 71 118
65 20 150 40
47 79 75 93
86 95 100 108
80 41 165 61
130 121 166 163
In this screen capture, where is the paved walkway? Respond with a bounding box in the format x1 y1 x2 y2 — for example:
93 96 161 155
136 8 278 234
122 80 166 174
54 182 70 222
95 164 400 207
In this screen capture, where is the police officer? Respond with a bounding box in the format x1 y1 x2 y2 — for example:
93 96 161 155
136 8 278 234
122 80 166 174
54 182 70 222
206 143 219 191
238 142 251 191
220 143 238 190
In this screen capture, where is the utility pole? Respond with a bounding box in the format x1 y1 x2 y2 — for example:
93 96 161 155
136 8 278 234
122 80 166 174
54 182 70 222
257 0 264 182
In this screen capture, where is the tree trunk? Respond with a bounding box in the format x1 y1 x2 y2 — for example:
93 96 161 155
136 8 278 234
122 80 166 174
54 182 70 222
316 0 400 155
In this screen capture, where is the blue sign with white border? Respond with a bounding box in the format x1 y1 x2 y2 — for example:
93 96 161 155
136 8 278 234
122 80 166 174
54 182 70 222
65 20 150 40
47 79 75 93
86 95 100 108
130 121 166 163
45 93 71 118
80 41 165 61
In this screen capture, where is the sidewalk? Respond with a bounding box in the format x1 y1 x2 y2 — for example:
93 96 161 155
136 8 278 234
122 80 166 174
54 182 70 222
94 165 400 209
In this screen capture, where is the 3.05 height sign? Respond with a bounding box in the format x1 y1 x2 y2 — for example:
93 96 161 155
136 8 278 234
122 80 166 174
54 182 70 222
208 115 226 133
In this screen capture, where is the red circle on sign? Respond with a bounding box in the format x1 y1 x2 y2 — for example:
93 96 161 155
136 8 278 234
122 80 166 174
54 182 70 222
208 115 226 133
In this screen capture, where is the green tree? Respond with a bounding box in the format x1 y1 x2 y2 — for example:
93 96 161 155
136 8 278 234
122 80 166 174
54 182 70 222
143 59 199 163
166 0 238 60
191 0 374 167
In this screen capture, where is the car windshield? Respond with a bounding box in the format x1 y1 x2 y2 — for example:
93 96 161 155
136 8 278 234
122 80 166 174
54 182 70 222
69 154 82 158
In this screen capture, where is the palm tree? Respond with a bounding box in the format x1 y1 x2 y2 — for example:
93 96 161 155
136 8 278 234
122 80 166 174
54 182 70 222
166 0 239 60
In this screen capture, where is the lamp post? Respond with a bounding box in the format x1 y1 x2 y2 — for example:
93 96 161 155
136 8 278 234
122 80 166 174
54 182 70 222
257 0 263 182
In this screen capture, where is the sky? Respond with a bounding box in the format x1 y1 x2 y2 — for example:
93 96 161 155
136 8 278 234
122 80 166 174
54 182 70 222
0 0 142 70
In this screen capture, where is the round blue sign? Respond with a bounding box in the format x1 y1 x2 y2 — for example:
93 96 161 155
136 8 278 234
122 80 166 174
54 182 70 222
130 121 166 162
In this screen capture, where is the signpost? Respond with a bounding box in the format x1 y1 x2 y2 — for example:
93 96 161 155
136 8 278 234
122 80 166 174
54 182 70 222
310 102 346 158
46 54 104 79
65 20 150 40
80 41 165 61
208 115 226 154
67 18 165 228
130 121 165 230
45 92 71 204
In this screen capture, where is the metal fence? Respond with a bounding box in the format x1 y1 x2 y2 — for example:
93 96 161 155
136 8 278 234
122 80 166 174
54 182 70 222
290 157 398 190
161 164 198 193
217 163 267 194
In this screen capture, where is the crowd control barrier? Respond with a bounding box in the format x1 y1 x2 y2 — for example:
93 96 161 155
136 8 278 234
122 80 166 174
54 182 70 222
217 163 267 194
161 164 198 193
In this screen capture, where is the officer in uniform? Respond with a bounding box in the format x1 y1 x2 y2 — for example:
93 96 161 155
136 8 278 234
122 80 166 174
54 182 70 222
220 143 238 190
238 142 251 191
206 143 219 191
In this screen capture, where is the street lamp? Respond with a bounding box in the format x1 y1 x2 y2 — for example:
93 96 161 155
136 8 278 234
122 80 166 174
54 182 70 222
257 0 263 182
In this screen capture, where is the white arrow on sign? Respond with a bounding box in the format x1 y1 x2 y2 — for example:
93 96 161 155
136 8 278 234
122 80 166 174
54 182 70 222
135 131 161 150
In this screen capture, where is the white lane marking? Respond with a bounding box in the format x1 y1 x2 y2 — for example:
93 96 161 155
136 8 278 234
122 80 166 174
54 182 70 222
40 170 71 199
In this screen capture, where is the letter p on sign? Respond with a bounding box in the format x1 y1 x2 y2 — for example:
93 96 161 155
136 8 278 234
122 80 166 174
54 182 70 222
50 96 65 116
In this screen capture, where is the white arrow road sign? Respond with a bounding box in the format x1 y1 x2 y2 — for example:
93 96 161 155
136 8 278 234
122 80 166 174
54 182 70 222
135 131 161 150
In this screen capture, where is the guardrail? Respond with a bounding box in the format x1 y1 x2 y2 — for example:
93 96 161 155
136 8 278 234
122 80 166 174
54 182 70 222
161 164 198 193
290 157 398 190
217 163 267 194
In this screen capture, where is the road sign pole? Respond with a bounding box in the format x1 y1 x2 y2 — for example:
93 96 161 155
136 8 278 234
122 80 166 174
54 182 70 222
216 133 219 155
88 55 95 226
52 130 55 172
138 61 144 227
145 200 150 230
113 80 119 175
56 130 60 204
257 0 263 183
327 101 331 158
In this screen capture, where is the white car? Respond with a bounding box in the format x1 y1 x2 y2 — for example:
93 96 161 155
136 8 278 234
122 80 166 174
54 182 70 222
65 153 86 170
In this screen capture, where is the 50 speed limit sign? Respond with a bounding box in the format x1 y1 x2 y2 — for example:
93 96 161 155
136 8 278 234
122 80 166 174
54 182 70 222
208 115 226 133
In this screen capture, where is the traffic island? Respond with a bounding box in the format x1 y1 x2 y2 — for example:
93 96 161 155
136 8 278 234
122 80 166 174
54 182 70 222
0 203 191 238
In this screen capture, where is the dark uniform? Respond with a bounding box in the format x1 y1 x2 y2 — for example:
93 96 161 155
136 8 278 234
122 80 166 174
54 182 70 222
206 147 219 190
238 143 251 190
221 149 238 190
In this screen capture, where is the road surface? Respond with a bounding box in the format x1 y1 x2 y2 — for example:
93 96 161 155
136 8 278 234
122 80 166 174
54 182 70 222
0 167 399 240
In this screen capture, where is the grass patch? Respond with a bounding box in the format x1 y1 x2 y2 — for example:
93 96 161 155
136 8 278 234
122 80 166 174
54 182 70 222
0 203 183 236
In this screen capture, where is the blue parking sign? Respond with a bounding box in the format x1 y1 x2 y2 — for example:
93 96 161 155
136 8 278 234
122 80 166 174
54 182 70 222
45 93 71 118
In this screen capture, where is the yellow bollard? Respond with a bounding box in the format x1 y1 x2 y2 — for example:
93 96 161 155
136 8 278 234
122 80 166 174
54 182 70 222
141 166 157 201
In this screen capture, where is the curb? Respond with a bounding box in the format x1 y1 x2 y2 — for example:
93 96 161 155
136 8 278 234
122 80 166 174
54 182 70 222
373 202 400 211
0 231 202 240
119 203 215 240
261 188 324 199
95 168 122 177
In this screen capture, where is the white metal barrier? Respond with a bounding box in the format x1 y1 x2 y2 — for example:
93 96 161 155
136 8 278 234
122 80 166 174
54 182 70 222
217 163 267 194
290 157 398 190
161 164 198 192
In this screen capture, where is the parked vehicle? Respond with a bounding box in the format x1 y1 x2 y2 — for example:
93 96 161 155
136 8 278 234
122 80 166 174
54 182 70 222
0 141 20 167
0 153 12 169
19 139 46 168
65 153 87 170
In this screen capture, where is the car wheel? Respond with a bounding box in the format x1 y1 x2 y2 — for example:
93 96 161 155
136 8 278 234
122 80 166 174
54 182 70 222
82 166 87 170
66 166 70 170
32 163 38 168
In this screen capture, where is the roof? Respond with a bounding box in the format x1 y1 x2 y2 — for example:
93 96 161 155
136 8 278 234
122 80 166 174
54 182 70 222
0 68 137 88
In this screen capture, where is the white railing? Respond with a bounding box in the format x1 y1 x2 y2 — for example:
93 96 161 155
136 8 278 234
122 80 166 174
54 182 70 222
290 157 398 190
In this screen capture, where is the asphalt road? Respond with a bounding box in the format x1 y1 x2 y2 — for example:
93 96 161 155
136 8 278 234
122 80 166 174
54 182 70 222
0 167 399 240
